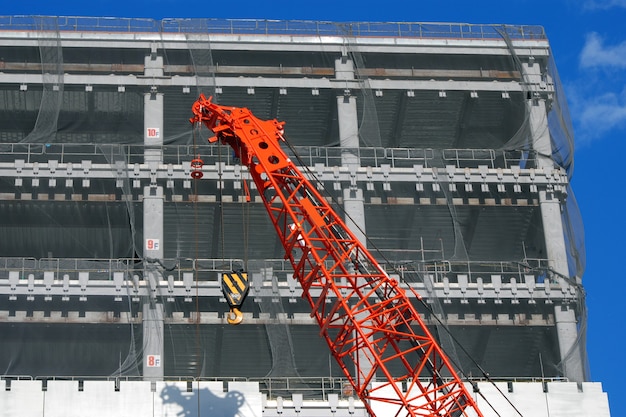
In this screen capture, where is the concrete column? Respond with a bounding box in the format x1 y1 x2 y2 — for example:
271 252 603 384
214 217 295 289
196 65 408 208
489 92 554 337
143 185 164 259
142 51 166 381
538 184 584 381
142 302 164 380
337 90 365 242
335 58 363 235
343 188 366 246
142 181 164 382
144 52 164 162
142 54 165 265
336 57 360 169
525 61 585 382
338 94 359 166
143 81 165 284
144 91 163 163
553 303 582 376
335 57 373 387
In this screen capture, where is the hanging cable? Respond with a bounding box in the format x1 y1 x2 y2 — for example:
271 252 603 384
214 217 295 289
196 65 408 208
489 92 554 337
191 122 203 387
217 134 226 264
238 142 250 272
216 131 246 326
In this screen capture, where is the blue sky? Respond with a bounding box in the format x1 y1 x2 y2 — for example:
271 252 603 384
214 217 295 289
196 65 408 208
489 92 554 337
4 1 626 416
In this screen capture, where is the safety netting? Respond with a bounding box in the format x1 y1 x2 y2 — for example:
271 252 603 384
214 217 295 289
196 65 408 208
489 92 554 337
0 16 587 393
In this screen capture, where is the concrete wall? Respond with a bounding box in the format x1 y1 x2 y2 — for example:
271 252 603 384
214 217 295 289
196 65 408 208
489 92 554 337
0 380 262 417
0 380 610 417
368 381 610 417
473 381 611 417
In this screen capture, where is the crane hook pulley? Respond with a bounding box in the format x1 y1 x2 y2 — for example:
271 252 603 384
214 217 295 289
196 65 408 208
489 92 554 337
190 156 204 179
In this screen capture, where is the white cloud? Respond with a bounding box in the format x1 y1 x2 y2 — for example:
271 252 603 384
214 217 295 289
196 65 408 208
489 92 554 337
568 87 626 144
579 32 626 69
569 32 626 144
567 30 626 145
569 10 626 146
580 93 626 131
583 0 626 10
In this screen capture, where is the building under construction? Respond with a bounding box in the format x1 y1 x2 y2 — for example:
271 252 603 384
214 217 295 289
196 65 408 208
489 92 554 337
0 16 611 416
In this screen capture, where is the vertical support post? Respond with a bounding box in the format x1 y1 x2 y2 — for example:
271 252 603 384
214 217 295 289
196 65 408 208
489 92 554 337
143 186 164 260
335 57 364 238
525 60 585 382
144 52 164 163
344 188 366 247
335 56 373 386
142 302 164 380
336 57 360 169
143 74 165 264
144 91 164 163
142 50 166 381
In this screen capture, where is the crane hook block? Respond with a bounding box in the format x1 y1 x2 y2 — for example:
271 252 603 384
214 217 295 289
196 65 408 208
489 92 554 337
190 157 204 179
221 271 250 325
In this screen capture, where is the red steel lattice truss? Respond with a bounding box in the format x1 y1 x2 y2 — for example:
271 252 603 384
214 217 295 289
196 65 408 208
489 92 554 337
190 94 484 417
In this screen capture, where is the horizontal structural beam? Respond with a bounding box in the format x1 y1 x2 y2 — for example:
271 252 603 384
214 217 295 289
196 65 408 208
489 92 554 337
0 270 579 304
0 62 521 81
0 310 556 326
0 161 569 186
0 30 551 54
0 73 532 92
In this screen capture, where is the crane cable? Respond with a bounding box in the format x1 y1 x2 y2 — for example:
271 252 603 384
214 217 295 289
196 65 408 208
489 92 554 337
237 141 250 271
215 129 252 271
217 134 226 263
191 122 203 393
218 135 251 326
282 136 525 417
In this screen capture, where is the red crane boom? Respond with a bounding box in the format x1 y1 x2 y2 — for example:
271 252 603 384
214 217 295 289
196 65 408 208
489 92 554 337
190 94 483 417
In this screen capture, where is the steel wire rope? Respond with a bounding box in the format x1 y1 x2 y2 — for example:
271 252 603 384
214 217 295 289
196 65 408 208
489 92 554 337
240 145 250 271
217 132 227 270
281 135 524 417
216 135 252 324
191 123 203 403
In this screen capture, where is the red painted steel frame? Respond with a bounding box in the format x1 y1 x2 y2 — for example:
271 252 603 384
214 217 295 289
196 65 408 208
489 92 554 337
190 94 483 417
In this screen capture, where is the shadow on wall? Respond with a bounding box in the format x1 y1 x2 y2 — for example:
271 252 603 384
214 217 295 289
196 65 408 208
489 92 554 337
160 384 245 417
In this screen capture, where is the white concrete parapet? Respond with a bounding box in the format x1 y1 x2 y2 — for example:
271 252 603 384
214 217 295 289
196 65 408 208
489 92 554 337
0 380 610 417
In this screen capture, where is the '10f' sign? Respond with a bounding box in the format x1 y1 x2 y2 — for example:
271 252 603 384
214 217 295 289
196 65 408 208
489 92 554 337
146 127 160 138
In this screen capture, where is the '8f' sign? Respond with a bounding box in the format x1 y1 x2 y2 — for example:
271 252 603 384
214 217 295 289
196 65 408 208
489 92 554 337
147 355 161 367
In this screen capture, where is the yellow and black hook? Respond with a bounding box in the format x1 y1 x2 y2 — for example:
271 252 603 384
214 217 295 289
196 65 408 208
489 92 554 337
226 307 244 325
221 271 250 326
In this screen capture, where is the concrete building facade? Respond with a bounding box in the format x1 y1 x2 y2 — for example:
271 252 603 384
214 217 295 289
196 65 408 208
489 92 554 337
0 16 609 416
